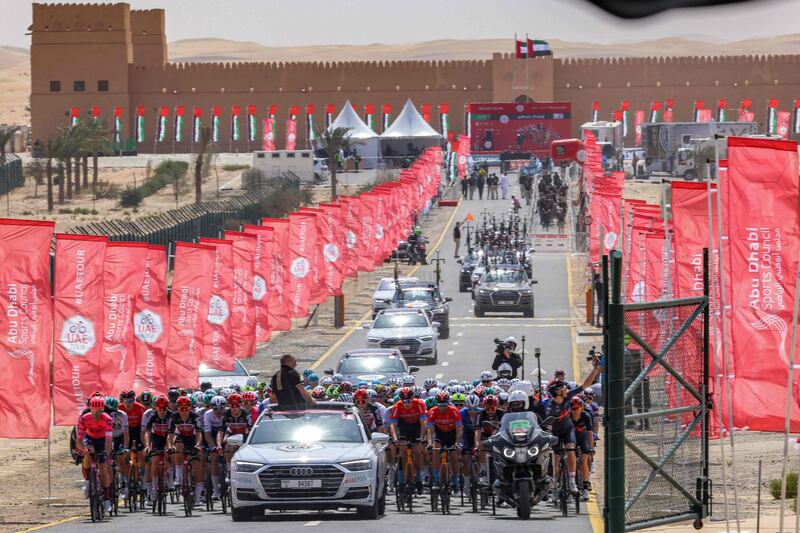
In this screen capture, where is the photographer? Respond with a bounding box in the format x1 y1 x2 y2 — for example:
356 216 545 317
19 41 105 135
491 336 523 379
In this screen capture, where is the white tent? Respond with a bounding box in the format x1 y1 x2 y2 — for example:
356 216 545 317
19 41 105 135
327 100 380 168
380 99 442 160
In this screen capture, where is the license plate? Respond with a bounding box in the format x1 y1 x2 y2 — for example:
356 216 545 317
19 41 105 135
499 300 514 305
396 345 411 351
281 479 322 489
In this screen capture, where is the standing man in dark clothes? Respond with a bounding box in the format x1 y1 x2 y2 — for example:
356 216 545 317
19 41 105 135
270 354 316 408
453 222 462 258
476 172 486 200
593 272 605 326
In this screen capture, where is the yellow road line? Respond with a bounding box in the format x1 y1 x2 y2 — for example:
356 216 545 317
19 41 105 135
587 496 605 533
309 199 461 372
18 515 81 533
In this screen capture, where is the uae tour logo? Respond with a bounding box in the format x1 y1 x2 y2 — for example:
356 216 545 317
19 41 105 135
207 294 230 325
134 309 163 344
60 315 96 356
290 257 310 278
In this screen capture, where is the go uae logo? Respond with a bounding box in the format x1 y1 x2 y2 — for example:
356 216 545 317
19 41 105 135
60 315 96 356
134 309 163 344
345 231 357 249
252 275 267 301
604 232 618 251
291 257 310 278
323 243 340 262
207 294 230 325
375 224 384 240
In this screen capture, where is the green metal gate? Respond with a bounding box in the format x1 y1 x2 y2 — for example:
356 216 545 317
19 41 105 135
604 250 712 532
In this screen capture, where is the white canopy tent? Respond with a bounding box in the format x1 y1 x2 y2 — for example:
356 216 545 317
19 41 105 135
326 100 380 168
380 99 443 160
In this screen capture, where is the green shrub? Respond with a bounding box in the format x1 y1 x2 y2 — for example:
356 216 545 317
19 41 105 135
222 164 249 171
119 187 143 208
121 160 188 205
770 472 799 499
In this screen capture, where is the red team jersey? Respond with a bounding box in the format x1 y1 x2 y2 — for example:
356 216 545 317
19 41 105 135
427 405 462 432
389 399 428 425
77 412 113 441
119 402 146 428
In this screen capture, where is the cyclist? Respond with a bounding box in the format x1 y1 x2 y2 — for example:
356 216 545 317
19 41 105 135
143 396 174 502
167 389 180 415
77 395 114 514
388 387 428 491
203 396 227 499
460 394 483 491
170 396 204 504
119 390 146 451
241 391 259 423
106 396 130 499
570 397 595 501
354 389 383 433
426 390 463 491
217 393 252 469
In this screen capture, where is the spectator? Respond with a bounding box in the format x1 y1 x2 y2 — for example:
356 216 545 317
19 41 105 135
453 222 462 258
270 354 316 408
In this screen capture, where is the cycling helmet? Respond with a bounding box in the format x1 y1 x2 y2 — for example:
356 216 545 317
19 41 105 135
311 386 326 400
203 392 216 405
167 389 180 402
504 336 517 347
482 395 499 410
497 363 513 378
326 385 341 399
338 393 354 404
192 390 204 404
465 394 481 408
332 373 344 384
451 392 466 404
498 392 509 405
176 396 191 408
411 385 423 398
472 379 481 387
230 384 242 392
454 385 466 394
413 226 422 235
120 389 135 401
583 388 595 398
427 387 440 399
373 384 386 396
320 377 334 387
510 380 534 396
242 386 254 392
474 385 486 397
104 396 119 410
366 389 378 402
402 375 415 386
200 381 213 392
480 371 494 382
507 390 528 409
423 377 438 389
547 379 568 397
425 396 437 409
257 382 268 392
89 396 106 410
553 369 566 378
303 368 314 378
211 396 226 409
356 380 369 389
178 387 188 396
228 393 242 407
340 381 353 393
496 378 511 390
189 396 197 407
242 391 257 403
353 389 369 402
571 397 584 409
398 387 414 401
155 396 169 409
435 391 450 404
139 391 153 405
483 386 497 397
463 384 474 393
448 379 459 386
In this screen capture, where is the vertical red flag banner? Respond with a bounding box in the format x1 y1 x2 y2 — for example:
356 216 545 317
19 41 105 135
132 245 169 395
457 134 470 180
627 226 652 304
634 110 645 146
644 230 667 302
337 198 360 279
261 218 292 331
299 208 331 304
598 191 623 253
197 238 235 371
262 117 276 151
0 220 54 437
287 212 318 317
224 231 257 358
726 137 800 431
242 225 274 342
371 193 387 266
100 242 148 395
166 243 214 387
358 194 378 271
421 103 432 123
52 234 107 426
286 118 297 150
319 203 346 295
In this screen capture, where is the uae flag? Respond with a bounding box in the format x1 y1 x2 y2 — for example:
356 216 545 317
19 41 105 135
716 99 727 122
767 98 779 134
620 100 630 137
364 104 374 130
438 104 449 137
306 104 316 144
174 105 185 143
70 107 80 127
113 106 122 143
247 105 257 142
465 103 471 138
211 105 221 142
382 104 392 132
794 98 800 134
157 106 169 142
90 106 101 123
649 101 661 122
231 105 242 141
135 106 145 143
325 104 335 129
514 36 527 58
527 38 552 57
192 107 203 142
421 103 432 124
693 100 705 122
591 101 600 122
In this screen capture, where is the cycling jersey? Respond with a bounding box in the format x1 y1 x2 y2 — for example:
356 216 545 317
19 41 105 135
460 408 482 433
145 411 174 440
541 387 583 434
221 408 252 436
141 408 155 430
258 398 272 413
478 410 502 437
109 410 129 439
357 404 383 432
427 405 462 433
249 406 260 424
203 409 225 434
571 411 593 435
119 401 146 428
173 411 202 440
77 412 113 443
388 399 428 425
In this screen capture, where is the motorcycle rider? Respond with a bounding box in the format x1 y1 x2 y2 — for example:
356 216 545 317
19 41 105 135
492 337 523 379
407 226 428 265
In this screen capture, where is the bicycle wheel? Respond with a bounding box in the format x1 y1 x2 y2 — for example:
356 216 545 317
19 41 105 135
559 465 569 517
396 483 405 512
470 477 478 513
430 485 438 512
89 470 99 522
440 466 450 515
205 471 214 511
183 484 193 517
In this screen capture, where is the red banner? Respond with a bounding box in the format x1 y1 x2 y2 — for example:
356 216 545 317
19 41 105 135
52 234 107 426
738 110 755 122
0 220 54 437
165 242 215 387
456 134 470 180
100 242 148 395
468 101 571 157
727 137 800 431
242 225 273 342
288 212 318 317
663 108 674 123
337 197 361 278
319 203 346 294
262 118 276 151
670 182 711 299
198 238 235 371
358 194 378 271
285 118 297 150
132 245 169 395
224 232 257 359
777 110 791 139
300 208 334 304
261 218 292 331
598 191 623 253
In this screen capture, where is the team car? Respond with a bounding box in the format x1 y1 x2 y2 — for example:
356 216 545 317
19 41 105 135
363 308 440 363
382 280 451 339
473 265 536 317
325 348 419 385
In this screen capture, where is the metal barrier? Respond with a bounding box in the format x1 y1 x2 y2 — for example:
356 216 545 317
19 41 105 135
605 250 711 532
67 175 298 245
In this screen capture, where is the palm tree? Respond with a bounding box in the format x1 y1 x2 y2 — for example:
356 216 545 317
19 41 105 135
77 119 110 200
0 126 20 164
316 126 356 199
44 135 63 212
194 127 212 204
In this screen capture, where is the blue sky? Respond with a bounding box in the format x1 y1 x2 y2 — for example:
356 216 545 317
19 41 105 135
2 0 798 48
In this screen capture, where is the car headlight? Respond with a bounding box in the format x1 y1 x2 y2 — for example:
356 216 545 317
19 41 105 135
233 461 264 473
479 289 490 295
340 459 372 471
367 336 382 343
419 336 433 342
521 289 532 294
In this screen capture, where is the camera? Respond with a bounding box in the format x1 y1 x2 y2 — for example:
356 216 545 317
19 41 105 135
586 345 597 362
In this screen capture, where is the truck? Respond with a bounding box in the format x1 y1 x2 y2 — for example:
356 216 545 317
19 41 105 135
580 121 623 171
640 121 756 179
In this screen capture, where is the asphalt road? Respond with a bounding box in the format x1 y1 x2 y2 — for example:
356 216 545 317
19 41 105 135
47 176 597 533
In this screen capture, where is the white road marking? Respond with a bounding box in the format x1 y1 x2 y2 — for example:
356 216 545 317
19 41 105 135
435 373 444 379
446 350 454 355
304 521 321 526
441 362 449 367
457 332 464 337
452 341 459 346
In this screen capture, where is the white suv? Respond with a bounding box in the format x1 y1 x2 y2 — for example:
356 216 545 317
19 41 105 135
364 308 439 364
228 403 389 521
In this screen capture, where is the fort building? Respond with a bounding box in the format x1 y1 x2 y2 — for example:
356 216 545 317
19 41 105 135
30 2 800 152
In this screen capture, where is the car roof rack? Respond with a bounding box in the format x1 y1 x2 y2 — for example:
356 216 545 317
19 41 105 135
266 401 355 412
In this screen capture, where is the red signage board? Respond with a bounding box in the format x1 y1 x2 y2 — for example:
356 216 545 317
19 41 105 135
469 101 572 157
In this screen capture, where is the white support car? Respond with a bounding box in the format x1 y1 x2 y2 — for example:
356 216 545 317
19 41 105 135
363 308 439 364
371 277 419 318
229 402 389 521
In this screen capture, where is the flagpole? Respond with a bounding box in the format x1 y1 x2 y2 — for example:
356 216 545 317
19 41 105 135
172 106 176 155
779 263 800 532
524 33 529 103
512 33 517 102
152 108 158 155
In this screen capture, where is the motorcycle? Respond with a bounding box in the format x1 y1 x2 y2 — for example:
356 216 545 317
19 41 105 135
484 412 558 519
408 238 428 265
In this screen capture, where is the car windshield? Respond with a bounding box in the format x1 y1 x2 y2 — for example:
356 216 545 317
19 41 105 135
338 355 406 374
499 411 541 438
250 412 363 444
484 270 526 283
373 313 429 329
378 279 396 291
199 361 248 377
397 288 440 302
